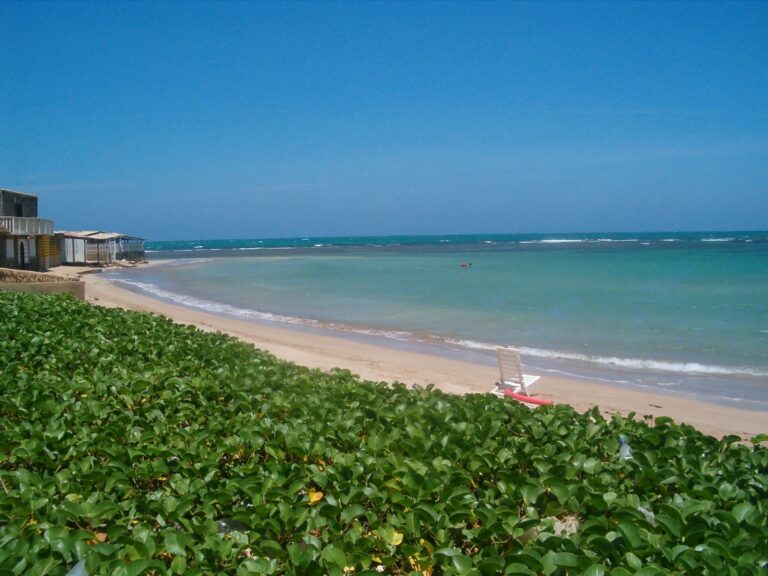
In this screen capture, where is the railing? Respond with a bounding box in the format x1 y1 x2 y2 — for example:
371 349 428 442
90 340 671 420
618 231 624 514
0 217 54 236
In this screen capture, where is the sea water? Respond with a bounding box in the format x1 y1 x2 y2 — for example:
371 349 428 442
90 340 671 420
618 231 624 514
106 232 768 410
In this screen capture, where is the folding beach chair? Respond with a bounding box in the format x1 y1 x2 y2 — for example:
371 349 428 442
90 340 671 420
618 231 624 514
490 347 541 398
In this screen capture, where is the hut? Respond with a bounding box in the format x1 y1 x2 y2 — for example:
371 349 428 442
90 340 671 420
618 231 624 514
118 235 145 261
57 231 145 265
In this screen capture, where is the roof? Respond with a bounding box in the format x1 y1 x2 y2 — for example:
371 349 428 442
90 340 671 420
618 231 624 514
55 230 143 241
0 188 38 199
55 231 101 239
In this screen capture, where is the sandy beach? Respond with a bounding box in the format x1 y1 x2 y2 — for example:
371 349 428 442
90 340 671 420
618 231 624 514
56 264 767 441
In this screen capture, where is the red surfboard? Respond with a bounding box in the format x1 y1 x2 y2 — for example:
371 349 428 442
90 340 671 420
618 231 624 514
503 388 554 406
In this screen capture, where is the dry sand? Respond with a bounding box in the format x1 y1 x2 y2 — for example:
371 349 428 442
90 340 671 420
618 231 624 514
56 264 767 441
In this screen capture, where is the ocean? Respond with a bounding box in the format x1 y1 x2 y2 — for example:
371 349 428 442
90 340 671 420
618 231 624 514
105 232 768 410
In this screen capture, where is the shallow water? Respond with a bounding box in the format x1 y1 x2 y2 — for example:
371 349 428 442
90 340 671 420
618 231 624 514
109 232 768 410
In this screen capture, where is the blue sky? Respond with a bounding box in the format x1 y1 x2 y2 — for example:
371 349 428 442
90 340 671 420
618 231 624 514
1 1 766 240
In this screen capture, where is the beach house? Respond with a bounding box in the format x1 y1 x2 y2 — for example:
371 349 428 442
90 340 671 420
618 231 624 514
0 189 55 271
56 230 145 265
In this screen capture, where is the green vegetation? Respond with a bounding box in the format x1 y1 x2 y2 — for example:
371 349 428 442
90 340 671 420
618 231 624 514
1 291 766 576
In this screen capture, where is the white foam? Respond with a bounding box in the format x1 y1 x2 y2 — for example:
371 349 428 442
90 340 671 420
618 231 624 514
520 239 586 244
113 280 320 328
518 346 768 377
434 337 768 377
161 258 210 266
446 338 497 351
701 238 735 242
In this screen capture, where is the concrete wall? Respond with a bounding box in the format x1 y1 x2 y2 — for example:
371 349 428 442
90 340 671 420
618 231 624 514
0 267 74 283
0 267 84 299
0 281 85 300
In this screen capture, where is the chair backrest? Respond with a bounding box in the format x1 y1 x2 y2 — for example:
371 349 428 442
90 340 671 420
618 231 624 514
497 347 524 387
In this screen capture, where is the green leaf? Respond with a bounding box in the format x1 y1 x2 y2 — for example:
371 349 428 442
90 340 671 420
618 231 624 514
436 548 461 557
124 560 166 576
451 554 473 574
623 552 642 570
750 433 768 445
582 458 602 475
617 523 643 550
654 514 680 537
504 563 535 575
732 502 754 523
321 545 347 569
164 532 189 556
552 552 580 568
341 504 367 524
171 556 187 574
478 555 505 574
520 483 544 505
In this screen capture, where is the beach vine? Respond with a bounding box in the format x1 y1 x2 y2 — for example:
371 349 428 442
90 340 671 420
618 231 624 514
0 291 766 575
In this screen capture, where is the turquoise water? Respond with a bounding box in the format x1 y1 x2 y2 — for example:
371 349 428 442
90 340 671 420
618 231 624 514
108 232 768 409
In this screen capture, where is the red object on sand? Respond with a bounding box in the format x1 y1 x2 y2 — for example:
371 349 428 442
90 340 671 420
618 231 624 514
503 388 554 406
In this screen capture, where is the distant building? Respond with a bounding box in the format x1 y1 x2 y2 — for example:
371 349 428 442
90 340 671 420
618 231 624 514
0 189 55 271
56 231 145 265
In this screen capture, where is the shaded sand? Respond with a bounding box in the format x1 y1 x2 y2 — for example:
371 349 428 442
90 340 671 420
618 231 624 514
63 265 767 441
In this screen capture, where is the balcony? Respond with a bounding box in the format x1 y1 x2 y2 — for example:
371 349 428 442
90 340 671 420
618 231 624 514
0 216 54 236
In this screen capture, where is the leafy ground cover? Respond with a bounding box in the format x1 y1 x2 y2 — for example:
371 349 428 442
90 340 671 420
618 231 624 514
0 291 766 576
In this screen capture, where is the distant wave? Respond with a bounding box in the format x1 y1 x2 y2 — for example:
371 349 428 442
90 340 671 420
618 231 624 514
146 232 767 254
595 238 639 242
519 238 640 244
519 239 586 244
112 278 768 380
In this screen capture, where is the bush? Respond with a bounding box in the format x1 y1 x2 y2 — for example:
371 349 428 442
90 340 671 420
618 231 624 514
0 292 766 575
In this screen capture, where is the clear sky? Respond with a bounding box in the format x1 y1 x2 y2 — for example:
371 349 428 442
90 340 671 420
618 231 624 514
1 1 766 240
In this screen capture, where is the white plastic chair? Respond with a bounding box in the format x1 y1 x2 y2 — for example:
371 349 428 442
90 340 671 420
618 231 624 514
490 347 541 397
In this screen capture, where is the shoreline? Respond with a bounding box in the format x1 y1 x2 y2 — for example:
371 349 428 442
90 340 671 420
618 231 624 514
57 264 768 441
